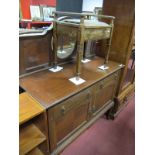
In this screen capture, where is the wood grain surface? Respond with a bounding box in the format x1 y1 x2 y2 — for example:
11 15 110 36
20 57 123 109
19 92 45 125
19 123 46 154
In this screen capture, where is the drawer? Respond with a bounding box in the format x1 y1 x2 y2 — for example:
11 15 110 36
48 89 92 146
53 89 91 119
84 27 111 40
91 72 119 113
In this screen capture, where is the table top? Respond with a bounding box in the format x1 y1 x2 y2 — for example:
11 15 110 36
62 19 110 28
20 57 123 109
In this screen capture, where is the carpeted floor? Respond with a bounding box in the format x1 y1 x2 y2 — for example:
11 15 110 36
61 94 135 155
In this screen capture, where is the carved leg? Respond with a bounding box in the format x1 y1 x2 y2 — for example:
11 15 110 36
106 108 115 120
106 98 119 120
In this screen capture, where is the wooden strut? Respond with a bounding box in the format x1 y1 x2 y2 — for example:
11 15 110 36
83 42 87 61
53 13 58 69
104 19 114 65
75 15 85 80
52 11 115 79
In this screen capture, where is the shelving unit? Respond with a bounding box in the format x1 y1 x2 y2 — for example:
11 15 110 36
19 92 44 125
27 147 44 155
19 123 46 154
19 92 49 155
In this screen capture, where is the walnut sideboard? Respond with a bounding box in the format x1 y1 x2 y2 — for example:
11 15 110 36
19 57 124 155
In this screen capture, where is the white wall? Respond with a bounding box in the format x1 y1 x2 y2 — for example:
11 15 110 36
82 0 103 12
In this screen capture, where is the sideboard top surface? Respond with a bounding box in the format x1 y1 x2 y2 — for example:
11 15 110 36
20 57 123 109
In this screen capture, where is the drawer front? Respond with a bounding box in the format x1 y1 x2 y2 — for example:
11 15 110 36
53 89 90 119
92 72 119 113
84 27 111 40
48 89 91 145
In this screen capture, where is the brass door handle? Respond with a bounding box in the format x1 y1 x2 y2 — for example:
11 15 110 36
61 106 66 115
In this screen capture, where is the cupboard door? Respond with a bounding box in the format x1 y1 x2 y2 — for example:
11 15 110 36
48 89 91 147
92 72 119 114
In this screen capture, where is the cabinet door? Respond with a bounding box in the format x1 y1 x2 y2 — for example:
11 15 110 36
48 89 91 147
92 72 119 114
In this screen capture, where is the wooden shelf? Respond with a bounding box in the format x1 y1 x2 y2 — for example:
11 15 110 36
19 123 46 155
27 147 44 155
19 92 45 125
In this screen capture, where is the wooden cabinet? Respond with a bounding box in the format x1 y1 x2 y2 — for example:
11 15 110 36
96 0 135 115
48 89 91 148
20 57 123 154
19 93 49 155
47 70 120 153
91 72 119 114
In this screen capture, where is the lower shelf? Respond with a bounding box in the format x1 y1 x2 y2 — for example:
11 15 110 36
27 147 44 155
19 123 46 155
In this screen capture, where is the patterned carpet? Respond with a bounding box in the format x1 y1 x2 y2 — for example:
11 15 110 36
61 93 135 155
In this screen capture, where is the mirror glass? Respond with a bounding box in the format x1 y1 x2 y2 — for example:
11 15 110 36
122 47 135 88
57 33 76 59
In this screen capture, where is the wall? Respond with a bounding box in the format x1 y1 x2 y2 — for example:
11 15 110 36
20 0 56 19
20 0 103 19
56 0 83 13
82 0 103 12
30 0 56 6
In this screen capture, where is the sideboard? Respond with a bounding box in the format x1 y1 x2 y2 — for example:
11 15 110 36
19 56 123 154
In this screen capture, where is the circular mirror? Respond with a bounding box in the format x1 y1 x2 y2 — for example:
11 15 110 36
57 34 76 59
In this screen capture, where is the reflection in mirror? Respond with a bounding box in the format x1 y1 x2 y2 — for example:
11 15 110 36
57 33 76 59
123 47 135 88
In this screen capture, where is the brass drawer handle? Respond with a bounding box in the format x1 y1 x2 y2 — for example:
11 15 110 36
61 106 66 115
